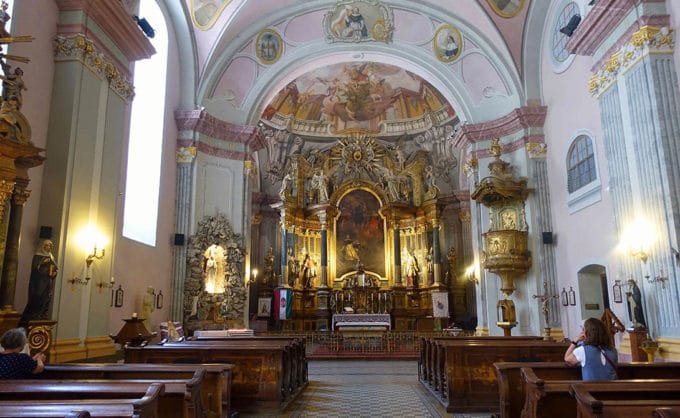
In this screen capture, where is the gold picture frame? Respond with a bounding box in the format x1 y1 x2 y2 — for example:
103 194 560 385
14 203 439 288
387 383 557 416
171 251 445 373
256 28 283 65
487 0 525 19
433 24 462 63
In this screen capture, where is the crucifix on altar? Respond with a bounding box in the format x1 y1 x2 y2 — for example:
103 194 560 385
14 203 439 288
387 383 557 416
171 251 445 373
533 281 558 341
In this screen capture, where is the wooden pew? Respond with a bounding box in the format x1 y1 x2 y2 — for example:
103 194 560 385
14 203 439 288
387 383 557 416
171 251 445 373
0 371 204 418
419 336 545 392
0 382 163 418
419 338 567 413
519 362 680 418
570 381 680 418
179 336 308 394
125 338 306 413
43 363 231 418
655 408 680 418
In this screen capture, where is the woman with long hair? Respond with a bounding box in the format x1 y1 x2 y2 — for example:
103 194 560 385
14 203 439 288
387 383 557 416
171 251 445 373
565 317 618 380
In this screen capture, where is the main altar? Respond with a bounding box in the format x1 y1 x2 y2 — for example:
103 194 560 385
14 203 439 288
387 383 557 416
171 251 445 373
256 129 457 332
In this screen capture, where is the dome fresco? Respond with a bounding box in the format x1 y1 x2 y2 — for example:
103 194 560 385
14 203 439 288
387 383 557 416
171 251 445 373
261 62 456 136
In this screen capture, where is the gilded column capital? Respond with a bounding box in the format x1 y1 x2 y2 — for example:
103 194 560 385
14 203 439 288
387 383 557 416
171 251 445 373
53 35 134 101
176 147 197 164
0 179 15 220
463 158 478 178
590 26 675 97
12 188 31 206
526 143 547 159
459 208 471 223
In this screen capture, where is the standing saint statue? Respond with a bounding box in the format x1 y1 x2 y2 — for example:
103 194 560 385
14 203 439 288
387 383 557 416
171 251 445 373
311 169 329 202
403 247 420 288
203 244 226 293
19 240 59 327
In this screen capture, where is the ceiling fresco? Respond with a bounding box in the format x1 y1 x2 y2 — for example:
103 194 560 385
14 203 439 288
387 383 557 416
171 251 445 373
261 62 456 136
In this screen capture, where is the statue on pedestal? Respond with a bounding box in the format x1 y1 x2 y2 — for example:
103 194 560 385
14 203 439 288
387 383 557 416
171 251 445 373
19 240 58 328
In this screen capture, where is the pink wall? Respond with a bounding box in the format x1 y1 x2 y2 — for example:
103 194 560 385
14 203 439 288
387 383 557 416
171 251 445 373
12 0 58 312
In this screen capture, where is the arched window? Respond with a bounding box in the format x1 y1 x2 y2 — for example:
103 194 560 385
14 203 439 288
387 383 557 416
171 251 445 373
549 1 579 73
567 135 596 193
122 1 168 246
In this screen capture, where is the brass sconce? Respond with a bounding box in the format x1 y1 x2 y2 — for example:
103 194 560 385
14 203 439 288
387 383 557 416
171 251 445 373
631 246 648 264
68 244 106 289
647 269 669 289
466 265 478 284
96 276 115 293
67 272 90 288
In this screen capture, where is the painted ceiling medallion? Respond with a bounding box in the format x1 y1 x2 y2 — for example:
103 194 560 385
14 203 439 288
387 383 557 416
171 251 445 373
434 24 462 63
323 0 394 44
190 0 233 30
256 29 283 65
487 0 525 19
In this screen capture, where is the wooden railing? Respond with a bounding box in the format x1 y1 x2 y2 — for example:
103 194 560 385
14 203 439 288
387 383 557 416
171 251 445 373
259 330 475 355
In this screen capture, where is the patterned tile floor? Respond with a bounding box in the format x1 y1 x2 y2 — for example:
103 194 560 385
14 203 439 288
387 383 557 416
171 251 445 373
240 360 496 418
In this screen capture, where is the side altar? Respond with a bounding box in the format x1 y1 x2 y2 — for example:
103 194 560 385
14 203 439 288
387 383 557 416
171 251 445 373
256 130 463 332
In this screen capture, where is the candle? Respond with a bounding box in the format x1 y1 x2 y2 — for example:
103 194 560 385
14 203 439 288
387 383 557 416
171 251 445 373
132 312 137 318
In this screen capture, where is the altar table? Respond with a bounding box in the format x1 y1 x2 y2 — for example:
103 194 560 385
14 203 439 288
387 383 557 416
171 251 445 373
332 313 391 330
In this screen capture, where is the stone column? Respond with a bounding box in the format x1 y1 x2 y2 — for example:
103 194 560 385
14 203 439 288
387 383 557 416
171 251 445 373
527 145 560 330
0 180 29 310
588 25 680 335
171 147 196 322
393 227 402 287
432 222 442 286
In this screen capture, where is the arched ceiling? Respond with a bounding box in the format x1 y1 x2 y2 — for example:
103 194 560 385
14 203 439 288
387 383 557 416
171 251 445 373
260 62 456 137
166 0 547 132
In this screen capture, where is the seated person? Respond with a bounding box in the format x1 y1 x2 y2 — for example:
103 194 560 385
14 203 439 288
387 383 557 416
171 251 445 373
564 317 617 381
0 327 46 379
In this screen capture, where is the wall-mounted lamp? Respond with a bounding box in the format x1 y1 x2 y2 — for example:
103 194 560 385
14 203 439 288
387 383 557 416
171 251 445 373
249 268 258 286
68 272 90 288
622 219 654 264
70 227 108 290
96 276 115 293
466 265 478 284
631 246 648 263
647 269 669 289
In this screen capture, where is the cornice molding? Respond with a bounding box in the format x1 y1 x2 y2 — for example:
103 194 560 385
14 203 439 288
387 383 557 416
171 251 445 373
589 25 674 97
452 106 547 148
54 35 135 102
175 110 262 158
56 0 155 64
565 0 668 65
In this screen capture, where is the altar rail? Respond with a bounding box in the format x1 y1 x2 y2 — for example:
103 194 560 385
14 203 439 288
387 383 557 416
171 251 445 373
257 330 475 356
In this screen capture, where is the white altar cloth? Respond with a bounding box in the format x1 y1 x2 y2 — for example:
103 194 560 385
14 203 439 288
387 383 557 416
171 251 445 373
332 313 391 330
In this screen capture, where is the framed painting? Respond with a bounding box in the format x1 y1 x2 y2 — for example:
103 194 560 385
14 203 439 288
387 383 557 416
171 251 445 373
487 0 525 18
322 0 394 44
433 24 462 63
335 189 385 278
256 29 283 65
258 297 272 317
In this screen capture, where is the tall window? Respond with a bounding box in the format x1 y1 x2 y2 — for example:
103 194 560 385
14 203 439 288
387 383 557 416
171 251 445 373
122 1 167 246
567 135 596 193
